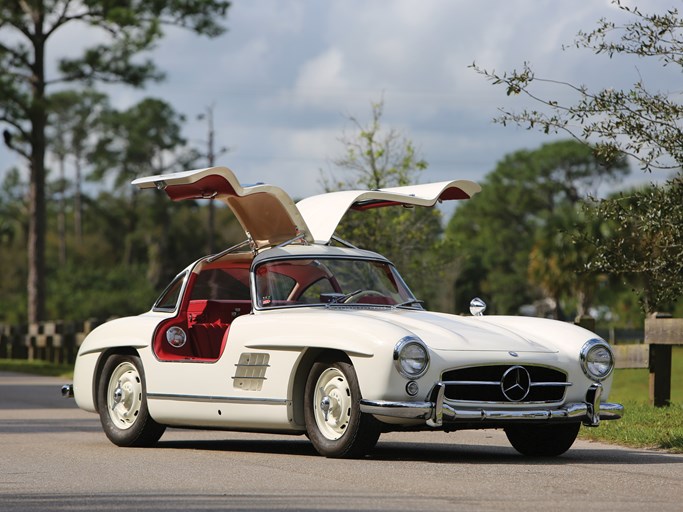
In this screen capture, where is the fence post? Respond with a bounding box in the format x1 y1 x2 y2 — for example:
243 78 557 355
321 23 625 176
644 314 682 407
649 344 672 407
0 323 7 358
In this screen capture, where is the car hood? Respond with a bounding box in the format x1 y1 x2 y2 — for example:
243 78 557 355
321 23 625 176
350 309 558 353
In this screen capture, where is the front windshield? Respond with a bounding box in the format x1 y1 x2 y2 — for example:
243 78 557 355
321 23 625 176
254 257 419 309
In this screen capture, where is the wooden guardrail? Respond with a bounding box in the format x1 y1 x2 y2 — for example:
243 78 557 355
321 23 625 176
0 320 103 365
612 317 682 407
613 344 649 370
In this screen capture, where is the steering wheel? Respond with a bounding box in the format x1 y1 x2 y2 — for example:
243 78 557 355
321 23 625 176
343 289 384 303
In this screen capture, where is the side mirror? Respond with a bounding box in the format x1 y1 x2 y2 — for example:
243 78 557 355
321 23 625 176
469 297 487 316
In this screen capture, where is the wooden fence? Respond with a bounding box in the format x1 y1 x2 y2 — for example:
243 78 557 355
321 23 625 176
0 320 103 365
603 317 682 407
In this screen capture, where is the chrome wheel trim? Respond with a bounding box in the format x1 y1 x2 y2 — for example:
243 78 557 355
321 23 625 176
106 362 142 430
313 367 352 441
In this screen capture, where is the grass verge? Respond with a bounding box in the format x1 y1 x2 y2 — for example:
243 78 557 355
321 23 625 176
578 346 683 452
0 359 73 378
580 402 683 453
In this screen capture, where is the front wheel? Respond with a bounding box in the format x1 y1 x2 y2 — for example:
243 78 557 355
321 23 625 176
97 354 165 447
304 359 381 458
504 423 580 457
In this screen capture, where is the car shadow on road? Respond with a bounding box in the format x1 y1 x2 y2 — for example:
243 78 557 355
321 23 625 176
156 436 683 465
158 437 319 456
370 440 683 465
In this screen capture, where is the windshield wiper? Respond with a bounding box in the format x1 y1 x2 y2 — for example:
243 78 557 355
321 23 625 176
325 289 362 307
392 299 425 309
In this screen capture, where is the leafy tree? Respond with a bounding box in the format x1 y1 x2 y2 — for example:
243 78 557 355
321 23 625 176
0 169 28 323
90 97 198 287
323 101 447 309
0 110 241 324
0 0 230 322
585 175 683 313
445 140 628 316
91 98 191 189
47 89 109 262
527 202 605 319
472 0 683 313
196 104 229 254
0 168 27 246
323 100 428 191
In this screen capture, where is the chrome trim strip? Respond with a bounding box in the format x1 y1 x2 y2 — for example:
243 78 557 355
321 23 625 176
147 393 286 406
230 376 267 380
443 398 565 405
275 233 307 248
331 235 358 249
206 239 251 263
530 382 573 387
359 399 623 425
360 400 434 420
441 380 571 387
442 380 500 386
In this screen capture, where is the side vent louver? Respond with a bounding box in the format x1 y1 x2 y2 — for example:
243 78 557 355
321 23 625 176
232 353 270 391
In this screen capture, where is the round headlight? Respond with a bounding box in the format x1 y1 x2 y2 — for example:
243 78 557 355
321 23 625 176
394 337 430 379
166 326 187 348
580 339 614 381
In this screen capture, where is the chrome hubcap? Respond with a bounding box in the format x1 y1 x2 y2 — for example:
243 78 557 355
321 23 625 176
107 362 142 430
314 368 352 440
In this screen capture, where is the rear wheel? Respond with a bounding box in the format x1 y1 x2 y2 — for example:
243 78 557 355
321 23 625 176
97 354 165 447
504 423 581 457
304 359 381 458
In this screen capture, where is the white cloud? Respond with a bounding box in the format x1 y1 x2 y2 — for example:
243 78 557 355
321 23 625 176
295 48 348 96
1 0 674 200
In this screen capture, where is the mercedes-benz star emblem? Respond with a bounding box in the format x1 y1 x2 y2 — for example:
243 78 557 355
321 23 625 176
500 365 531 402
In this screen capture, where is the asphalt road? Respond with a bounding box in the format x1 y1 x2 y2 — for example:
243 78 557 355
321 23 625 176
2 371 683 512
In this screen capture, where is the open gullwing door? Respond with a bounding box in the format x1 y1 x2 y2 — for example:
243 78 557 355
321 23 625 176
296 180 481 244
132 167 313 250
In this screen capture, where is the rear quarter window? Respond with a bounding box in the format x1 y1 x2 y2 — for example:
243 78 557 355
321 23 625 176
154 272 187 311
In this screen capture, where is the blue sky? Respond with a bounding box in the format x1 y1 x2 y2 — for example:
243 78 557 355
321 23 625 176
1 0 678 201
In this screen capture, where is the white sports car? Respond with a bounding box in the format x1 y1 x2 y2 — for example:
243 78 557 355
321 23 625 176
63 166 623 458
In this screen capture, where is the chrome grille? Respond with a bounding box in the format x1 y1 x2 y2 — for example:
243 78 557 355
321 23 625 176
441 365 569 403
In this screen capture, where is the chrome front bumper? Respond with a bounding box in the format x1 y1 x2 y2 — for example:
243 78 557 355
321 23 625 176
360 382 623 428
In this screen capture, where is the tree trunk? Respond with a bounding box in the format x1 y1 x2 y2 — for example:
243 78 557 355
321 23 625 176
74 157 83 246
27 150 46 323
58 156 66 265
28 12 47 323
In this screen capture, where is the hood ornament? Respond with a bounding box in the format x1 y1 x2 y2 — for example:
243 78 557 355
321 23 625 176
469 297 487 316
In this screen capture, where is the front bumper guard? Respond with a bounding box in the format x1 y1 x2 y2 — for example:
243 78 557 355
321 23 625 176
359 382 623 428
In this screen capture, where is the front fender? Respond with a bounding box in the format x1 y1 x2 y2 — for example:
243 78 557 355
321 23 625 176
234 309 417 403
77 314 166 356
73 313 166 412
